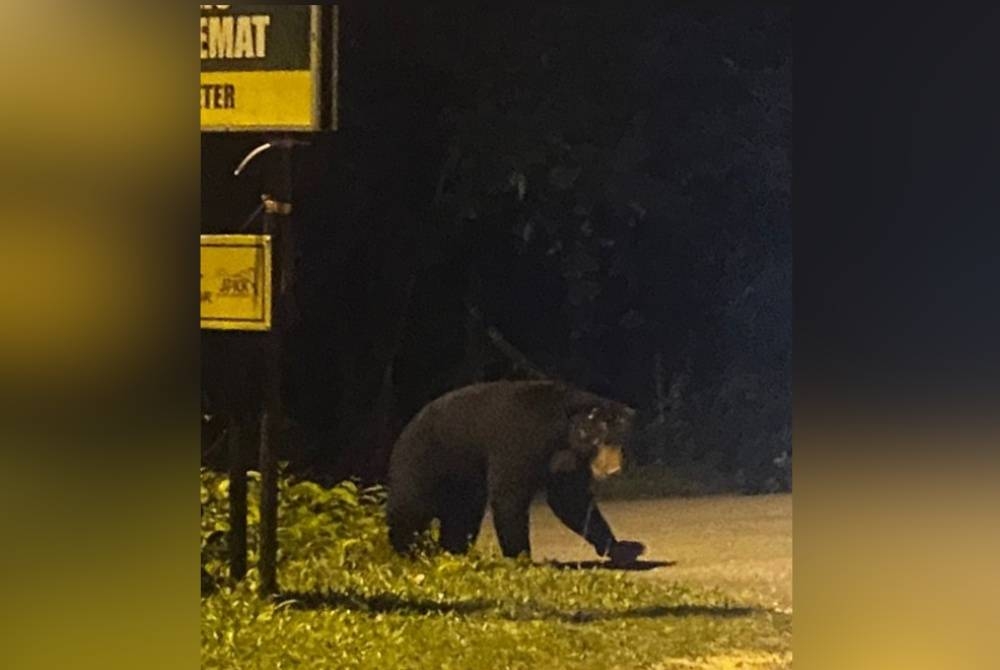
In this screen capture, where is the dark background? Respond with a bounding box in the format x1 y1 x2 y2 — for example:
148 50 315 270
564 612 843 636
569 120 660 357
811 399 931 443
201 3 792 492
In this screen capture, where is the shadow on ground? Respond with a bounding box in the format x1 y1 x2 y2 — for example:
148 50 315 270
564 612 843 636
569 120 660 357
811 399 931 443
277 588 760 623
543 559 677 572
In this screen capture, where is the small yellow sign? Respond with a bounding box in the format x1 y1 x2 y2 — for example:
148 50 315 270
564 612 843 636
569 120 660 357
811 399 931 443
200 234 272 331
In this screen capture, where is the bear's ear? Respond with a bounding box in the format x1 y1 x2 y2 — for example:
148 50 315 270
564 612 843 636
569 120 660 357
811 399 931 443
549 449 578 474
567 405 602 451
618 405 637 430
567 404 601 426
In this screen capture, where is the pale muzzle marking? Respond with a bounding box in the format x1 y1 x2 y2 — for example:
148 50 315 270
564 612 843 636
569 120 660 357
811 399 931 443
591 443 623 480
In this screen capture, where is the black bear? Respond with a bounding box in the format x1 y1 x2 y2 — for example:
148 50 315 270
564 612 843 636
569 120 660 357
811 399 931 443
386 380 646 565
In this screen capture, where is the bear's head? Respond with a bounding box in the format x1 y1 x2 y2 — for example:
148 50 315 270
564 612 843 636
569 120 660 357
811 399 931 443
553 396 637 480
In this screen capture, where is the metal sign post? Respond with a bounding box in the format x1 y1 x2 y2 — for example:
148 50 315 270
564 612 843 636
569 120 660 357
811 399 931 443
226 419 247 581
201 4 336 597
256 140 295 597
201 234 273 586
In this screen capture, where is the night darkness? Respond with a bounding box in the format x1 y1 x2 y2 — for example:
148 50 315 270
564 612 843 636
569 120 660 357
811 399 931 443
201 4 792 493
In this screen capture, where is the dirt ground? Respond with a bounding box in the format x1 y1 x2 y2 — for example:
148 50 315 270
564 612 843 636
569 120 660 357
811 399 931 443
478 493 792 612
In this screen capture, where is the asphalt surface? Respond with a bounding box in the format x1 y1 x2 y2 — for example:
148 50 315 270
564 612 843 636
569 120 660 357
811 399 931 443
478 494 792 612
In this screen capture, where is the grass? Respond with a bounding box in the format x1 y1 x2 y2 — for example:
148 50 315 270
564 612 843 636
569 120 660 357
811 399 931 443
201 469 791 669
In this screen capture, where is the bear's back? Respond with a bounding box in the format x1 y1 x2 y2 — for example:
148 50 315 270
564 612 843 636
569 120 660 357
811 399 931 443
392 381 567 461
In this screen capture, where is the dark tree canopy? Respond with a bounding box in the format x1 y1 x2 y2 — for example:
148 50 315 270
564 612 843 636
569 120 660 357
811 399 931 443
201 4 791 492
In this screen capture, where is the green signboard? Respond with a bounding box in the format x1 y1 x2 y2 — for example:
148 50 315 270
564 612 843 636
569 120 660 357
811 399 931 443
200 5 337 131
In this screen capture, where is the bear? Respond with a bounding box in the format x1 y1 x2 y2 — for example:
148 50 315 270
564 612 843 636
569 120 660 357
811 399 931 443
386 380 646 565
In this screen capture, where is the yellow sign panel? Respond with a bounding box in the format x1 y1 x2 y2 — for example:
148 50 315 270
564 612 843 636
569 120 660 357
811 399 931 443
200 235 272 331
200 71 314 129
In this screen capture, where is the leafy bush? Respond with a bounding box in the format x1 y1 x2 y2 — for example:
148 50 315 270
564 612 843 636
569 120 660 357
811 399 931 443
201 468 392 582
201 469 791 669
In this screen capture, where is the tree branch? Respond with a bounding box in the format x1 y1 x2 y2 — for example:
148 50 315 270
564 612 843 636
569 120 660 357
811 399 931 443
433 145 463 207
467 307 551 380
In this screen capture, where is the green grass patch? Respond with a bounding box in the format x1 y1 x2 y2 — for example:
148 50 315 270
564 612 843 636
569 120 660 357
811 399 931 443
201 469 791 669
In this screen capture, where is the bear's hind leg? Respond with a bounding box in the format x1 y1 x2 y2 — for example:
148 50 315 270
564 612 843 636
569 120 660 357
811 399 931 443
489 493 533 559
387 487 435 555
437 477 488 554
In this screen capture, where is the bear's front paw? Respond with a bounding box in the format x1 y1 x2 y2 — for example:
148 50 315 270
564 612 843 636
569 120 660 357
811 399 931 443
607 540 646 566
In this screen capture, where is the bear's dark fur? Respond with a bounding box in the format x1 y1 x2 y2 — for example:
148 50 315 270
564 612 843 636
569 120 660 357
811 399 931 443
386 380 645 562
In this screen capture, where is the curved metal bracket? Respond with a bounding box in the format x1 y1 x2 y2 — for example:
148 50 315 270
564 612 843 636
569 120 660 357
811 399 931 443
233 139 311 177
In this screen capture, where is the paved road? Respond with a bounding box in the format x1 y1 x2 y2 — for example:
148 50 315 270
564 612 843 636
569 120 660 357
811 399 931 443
478 494 792 612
